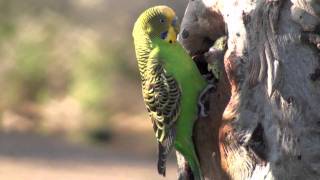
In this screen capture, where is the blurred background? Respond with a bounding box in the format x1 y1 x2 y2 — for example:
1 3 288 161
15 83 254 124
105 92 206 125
0 0 186 179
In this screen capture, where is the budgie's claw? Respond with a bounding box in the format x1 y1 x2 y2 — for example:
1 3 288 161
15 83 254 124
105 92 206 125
198 84 215 118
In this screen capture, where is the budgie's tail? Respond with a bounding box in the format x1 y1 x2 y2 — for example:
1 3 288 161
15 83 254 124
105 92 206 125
188 154 203 180
157 143 167 176
157 129 175 176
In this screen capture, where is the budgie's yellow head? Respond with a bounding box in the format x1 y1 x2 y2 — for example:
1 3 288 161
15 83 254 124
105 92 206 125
133 5 179 44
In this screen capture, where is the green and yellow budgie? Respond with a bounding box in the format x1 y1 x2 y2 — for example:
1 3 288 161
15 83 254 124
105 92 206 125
132 6 208 180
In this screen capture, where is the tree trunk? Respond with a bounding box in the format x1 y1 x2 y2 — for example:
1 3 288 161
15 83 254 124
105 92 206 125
178 0 320 179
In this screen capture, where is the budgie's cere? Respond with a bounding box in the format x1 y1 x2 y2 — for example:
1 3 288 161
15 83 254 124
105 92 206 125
132 6 207 180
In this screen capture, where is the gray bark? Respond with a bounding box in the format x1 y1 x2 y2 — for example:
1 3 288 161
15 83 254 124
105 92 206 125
178 0 320 179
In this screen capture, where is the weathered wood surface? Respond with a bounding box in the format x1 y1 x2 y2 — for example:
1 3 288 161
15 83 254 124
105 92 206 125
179 0 320 179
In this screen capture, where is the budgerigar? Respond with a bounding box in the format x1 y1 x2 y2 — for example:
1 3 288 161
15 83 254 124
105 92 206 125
132 6 207 180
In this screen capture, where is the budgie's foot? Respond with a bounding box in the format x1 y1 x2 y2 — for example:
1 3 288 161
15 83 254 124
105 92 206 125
198 84 215 117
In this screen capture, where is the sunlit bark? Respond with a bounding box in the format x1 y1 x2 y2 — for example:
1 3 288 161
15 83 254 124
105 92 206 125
179 0 320 179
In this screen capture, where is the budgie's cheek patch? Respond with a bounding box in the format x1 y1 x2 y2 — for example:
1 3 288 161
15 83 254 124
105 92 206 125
161 31 168 40
146 14 169 37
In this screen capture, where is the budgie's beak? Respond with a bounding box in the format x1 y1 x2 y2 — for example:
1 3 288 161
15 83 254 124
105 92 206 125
165 25 177 43
165 16 179 44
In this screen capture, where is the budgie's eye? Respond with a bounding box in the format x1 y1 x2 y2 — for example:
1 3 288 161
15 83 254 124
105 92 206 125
160 19 165 23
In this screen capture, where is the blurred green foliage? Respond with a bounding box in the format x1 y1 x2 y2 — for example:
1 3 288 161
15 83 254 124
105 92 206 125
0 0 185 140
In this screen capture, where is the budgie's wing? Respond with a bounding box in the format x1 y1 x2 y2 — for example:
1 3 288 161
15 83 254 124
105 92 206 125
142 52 181 176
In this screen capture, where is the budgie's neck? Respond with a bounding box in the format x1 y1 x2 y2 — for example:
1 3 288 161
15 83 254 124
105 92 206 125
132 7 164 80
133 26 152 80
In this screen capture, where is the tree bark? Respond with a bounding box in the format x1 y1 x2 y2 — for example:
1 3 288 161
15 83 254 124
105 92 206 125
179 0 320 179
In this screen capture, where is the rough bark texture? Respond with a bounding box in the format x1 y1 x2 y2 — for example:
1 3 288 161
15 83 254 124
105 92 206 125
179 0 320 179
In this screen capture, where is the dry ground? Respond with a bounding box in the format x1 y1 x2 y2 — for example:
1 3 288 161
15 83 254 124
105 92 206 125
0 132 176 180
